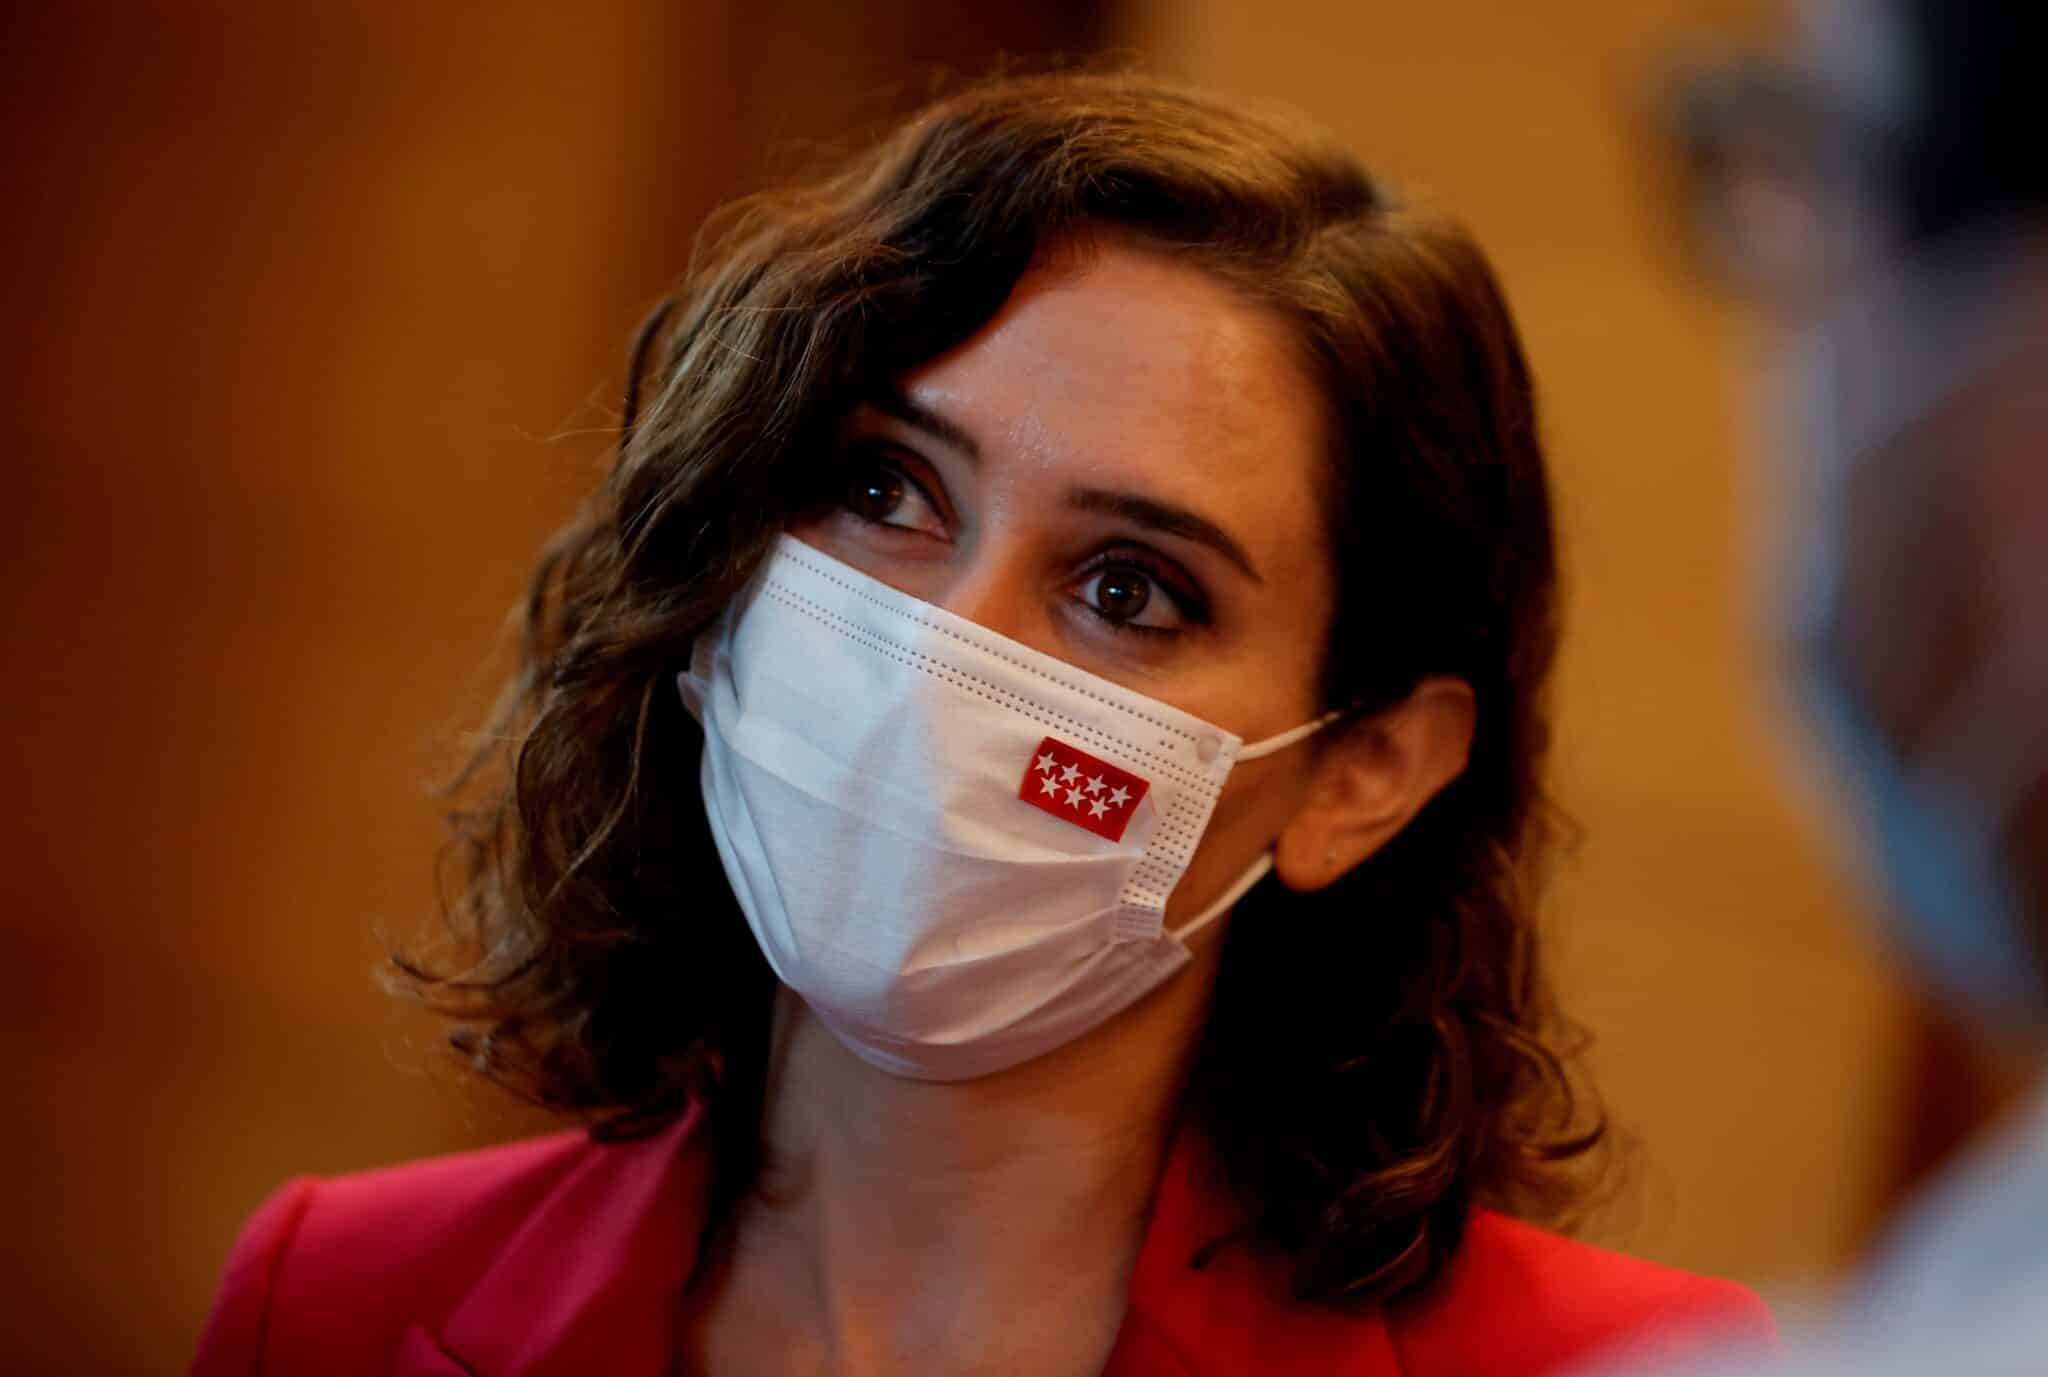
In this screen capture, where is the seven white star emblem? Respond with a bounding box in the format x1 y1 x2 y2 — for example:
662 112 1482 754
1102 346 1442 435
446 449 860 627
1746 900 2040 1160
1019 735 1150 841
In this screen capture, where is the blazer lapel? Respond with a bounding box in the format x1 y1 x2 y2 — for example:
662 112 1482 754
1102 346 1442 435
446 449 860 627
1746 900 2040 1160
393 1324 481 1377
1110 1125 1405 1377
395 1105 1401 1377
412 1107 712 1377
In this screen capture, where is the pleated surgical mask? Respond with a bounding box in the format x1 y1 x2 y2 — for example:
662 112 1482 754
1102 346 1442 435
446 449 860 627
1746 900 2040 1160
677 535 1334 1081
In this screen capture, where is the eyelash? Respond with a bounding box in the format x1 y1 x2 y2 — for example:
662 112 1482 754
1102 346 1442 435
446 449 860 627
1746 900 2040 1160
1072 554 1207 638
835 453 1209 640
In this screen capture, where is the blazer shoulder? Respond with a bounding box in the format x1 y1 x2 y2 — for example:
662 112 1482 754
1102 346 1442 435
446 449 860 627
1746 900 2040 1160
1386 1210 1775 1377
190 1129 603 1376
286 1128 600 1261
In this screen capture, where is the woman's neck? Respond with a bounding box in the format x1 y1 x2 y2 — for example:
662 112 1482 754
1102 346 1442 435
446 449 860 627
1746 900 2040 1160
702 943 1222 1375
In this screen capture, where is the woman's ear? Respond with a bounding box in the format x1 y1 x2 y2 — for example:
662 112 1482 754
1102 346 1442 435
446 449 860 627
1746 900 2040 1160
1271 676 1476 892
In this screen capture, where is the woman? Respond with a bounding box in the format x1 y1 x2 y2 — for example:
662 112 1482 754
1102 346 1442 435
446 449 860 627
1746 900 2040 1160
194 72 1772 1377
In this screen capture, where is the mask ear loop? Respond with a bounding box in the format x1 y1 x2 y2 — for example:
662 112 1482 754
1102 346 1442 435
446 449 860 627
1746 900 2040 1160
1237 709 1347 762
1169 854 1274 945
1167 707 1350 943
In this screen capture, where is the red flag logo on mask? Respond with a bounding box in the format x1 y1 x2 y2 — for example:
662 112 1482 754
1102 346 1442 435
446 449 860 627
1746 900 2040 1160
1017 735 1151 843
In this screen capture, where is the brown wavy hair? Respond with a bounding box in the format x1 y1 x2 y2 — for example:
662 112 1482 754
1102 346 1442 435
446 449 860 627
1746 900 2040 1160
397 68 1604 1308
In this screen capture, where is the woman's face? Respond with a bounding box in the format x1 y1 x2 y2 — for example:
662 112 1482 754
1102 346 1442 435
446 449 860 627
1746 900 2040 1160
791 237 1340 928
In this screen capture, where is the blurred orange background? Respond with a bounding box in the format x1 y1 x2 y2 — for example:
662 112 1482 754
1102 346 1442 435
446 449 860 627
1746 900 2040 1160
0 3 1983 1373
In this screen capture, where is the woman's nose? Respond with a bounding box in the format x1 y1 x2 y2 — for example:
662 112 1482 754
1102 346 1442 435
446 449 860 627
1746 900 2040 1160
927 543 1045 651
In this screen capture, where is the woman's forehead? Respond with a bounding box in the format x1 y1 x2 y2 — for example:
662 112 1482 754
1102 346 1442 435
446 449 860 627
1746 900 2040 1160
894 242 1332 545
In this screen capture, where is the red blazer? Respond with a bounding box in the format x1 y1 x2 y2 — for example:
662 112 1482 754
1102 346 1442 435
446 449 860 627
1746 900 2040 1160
192 1105 1772 1376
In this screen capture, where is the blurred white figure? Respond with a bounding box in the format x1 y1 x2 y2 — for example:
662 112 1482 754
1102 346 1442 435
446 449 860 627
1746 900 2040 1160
1577 0 2048 1373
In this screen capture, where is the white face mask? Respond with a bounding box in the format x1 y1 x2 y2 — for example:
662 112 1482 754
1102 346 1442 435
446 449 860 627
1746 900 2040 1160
677 534 1335 1082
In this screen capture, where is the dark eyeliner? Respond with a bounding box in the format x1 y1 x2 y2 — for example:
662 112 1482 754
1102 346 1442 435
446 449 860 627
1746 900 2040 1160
1075 551 1210 637
838 443 950 531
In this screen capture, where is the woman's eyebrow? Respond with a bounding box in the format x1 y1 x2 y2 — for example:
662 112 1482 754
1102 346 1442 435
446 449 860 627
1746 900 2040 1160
864 392 1260 583
868 390 980 465
1065 487 1263 584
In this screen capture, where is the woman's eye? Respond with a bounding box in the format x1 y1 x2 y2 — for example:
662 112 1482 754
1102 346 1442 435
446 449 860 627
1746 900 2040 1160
840 460 945 538
844 467 903 523
1076 563 1189 634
